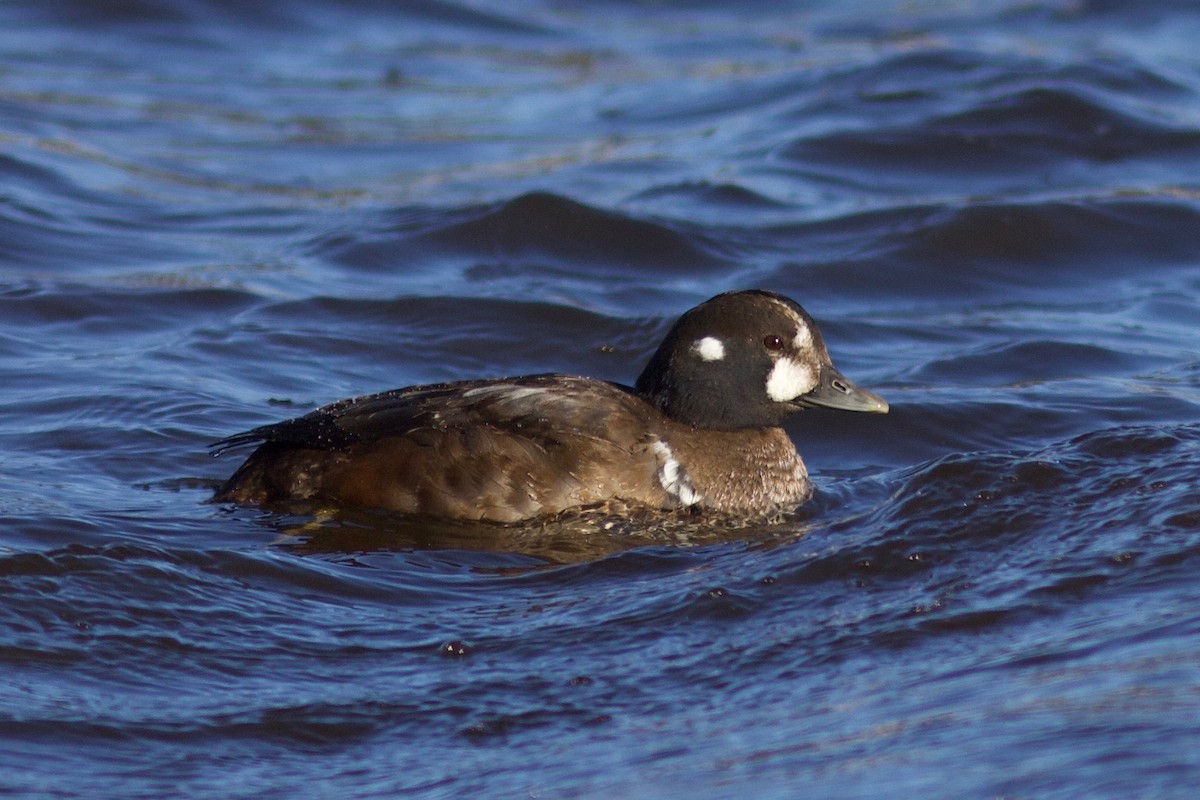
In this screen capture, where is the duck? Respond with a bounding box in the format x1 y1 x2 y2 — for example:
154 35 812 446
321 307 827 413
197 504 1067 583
211 290 888 523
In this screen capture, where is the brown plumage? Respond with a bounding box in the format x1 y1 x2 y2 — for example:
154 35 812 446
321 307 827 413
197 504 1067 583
212 290 888 523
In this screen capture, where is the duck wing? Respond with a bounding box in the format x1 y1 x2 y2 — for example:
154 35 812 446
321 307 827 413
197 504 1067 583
210 374 635 455
211 374 671 520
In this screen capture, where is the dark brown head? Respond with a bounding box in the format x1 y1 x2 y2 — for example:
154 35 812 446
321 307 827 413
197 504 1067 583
634 290 888 430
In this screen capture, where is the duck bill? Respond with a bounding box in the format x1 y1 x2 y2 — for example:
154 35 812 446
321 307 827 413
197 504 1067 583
797 366 889 414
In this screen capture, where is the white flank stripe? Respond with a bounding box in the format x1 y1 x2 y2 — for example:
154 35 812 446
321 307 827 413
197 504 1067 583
653 440 702 506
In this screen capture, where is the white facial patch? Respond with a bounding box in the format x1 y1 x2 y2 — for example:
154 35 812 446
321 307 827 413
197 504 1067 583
652 440 702 506
691 336 726 362
792 323 814 352
766 357 818 402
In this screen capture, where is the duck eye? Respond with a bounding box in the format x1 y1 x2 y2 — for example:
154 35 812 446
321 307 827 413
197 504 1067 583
763 335 784 352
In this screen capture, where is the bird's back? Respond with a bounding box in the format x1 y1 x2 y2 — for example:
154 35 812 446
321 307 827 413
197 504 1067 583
212 375 671 522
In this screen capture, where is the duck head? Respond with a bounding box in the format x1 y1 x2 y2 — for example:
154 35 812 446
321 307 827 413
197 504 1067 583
634 290 888 430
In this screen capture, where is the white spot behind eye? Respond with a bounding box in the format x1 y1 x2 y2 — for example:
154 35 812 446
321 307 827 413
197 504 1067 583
692 336 726 362
766 357 817 402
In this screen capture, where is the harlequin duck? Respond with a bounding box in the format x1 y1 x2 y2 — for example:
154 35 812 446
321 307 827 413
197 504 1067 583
212 290 887 523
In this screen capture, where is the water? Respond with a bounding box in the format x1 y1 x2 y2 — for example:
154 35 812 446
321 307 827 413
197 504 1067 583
3 1 1200 797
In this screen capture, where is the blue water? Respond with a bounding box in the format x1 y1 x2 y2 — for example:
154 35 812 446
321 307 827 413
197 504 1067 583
3 1 1200 797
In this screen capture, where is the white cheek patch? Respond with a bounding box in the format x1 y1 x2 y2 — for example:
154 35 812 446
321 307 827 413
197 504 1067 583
691 336 726 362
766 357 818 402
